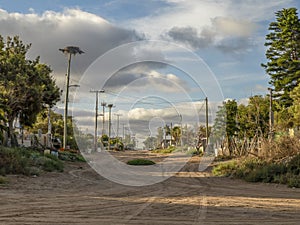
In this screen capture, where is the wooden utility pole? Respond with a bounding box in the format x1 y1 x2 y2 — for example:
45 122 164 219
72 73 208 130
90 90 105 151
205 97 209 147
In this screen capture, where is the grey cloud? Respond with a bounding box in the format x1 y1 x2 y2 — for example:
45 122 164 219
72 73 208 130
0 9 142 88
167 26 215 49
216 37 255 54
165 16 258 55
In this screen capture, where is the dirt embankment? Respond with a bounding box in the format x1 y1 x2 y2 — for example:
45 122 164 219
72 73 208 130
0 150 300 225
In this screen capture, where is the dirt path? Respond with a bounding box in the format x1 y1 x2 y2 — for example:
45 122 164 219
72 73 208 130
0 150 300 225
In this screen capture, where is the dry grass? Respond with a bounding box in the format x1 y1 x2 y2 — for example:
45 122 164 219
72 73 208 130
259 135 300 162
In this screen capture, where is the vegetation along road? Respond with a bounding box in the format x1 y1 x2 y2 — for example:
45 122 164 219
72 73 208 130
0 150 299 225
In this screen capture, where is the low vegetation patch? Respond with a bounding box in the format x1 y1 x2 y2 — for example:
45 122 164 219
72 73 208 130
58 151 86 162
0 176 8 184
152 146 178 154
127 158 156 166
212 154 300 188
0 146 64 176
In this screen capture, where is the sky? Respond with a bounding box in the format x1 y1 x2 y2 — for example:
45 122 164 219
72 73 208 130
1 0 299 147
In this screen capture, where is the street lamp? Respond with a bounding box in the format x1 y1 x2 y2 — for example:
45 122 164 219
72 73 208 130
59 46 84 150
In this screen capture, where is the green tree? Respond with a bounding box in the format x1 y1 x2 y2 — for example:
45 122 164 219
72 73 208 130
237 96 270 139
172 126 181 146
143 136 157 149
28 110 81 150
262 8 300 107
213 100 238 155
0 36 60 146
156 127 164 147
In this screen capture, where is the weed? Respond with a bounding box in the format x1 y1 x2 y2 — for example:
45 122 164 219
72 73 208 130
127 158 156 166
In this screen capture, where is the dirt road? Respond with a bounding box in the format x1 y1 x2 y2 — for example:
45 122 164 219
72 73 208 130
0 150 299 225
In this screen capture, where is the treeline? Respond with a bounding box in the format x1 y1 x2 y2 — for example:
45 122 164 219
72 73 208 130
0 36 60 147
212 8 300 187
213 7 300 157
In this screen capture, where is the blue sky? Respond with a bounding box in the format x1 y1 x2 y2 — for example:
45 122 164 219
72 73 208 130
0 0 299 143
1 0 298 99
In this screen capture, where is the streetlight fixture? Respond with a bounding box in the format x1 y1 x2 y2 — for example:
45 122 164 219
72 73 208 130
59 46 84 150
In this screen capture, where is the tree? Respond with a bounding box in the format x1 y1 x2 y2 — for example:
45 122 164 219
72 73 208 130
172 126 181 146
213 100 238 155
143 136 157 149
262 8 300 107
156 127 164 147
237 96 270 139
0 36 60 146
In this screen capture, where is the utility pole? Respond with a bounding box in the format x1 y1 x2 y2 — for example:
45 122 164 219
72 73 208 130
205 97 209 147
47 105 52 148
268 88 274 140
59 46 84 150
90 90 105 151
179 114 183 147
101 102 106 135
107 104 114 151
115 113 122 138
122 123 125 140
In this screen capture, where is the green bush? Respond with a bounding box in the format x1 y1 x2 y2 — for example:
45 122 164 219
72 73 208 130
0 146 64 175
0 147 30 175
58 151 86 162
35 155 64 172
153 146 178 154
127 158 156 166
0 176 8 184
212 160 238 177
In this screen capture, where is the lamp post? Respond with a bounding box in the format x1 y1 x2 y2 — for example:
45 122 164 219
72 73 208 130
59 46 84 150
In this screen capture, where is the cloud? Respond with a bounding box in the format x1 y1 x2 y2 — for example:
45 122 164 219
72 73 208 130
125 0 294 54
103 63 189 93
165 17 257 53
0 8 141 88
166 26 215 49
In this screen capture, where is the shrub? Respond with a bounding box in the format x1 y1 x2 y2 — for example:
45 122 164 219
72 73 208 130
34 155 64 172
58 151 86 162
0 147 30 175
0 146 64 175
212 160 238 177
0 176 8 184
152 146 178 154
127 158 156 166
212 154 300 188
260 136 300 160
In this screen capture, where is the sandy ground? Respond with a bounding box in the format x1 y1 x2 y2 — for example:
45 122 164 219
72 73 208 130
0 150 300 225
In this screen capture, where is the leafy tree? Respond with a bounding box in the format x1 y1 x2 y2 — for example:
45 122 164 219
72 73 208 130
262 8 300 107
212 100 238 155
156 127 164 146
0 36 60 146
172 126 181 146
237 96 270 139
143 136 157 149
